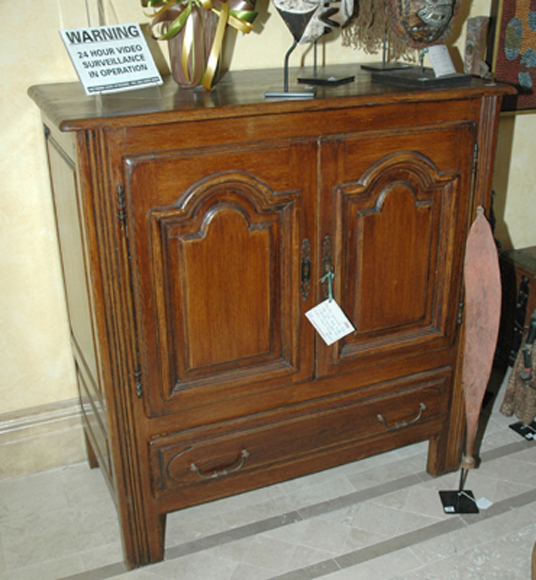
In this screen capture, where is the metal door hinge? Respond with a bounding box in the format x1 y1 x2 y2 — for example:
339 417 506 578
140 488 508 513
457 301 464 325
134 369 143 398
117 185 126 224
472 142 479 177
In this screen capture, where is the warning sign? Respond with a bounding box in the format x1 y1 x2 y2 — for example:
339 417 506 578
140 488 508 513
60 23 163 95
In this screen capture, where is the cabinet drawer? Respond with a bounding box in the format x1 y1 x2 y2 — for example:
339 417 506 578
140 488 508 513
150 370 450 498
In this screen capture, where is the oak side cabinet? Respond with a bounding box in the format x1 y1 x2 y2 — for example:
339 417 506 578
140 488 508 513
29 68 511 569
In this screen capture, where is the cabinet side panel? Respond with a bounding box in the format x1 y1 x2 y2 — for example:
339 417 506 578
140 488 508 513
45 128 111 476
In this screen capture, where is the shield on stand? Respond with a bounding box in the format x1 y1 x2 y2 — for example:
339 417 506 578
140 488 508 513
439 207 502 514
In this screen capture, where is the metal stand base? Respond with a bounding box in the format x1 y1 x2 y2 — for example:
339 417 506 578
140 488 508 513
297 74 354 86
361 62 411 72
439 490 479 514
509 420 536 440
371 67 473 89
264 87 316 99
265 40 316 100
439 467 479 514
296 43 353 88
359 32 411 73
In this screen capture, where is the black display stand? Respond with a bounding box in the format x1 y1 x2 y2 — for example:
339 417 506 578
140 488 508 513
298 41 354 86
361 62 412 72
439 489 480 514
439 468 479 514
265 40 316 99
371 67 473 89
509 420 536 440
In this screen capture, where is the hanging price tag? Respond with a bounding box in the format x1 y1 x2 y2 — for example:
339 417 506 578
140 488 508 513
305 299 355 345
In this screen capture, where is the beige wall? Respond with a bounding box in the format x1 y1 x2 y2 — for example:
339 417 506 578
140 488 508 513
1 0 534 433
494 113 536 251
2 2 77 414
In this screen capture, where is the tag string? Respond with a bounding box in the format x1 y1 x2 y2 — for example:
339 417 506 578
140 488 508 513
321 271 334 302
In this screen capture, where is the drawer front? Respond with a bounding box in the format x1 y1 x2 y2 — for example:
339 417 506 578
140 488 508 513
149 370 451 499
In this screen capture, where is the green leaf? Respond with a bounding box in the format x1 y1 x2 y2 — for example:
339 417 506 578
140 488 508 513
141 0 168 7
160 2 192 39
229 8 258 23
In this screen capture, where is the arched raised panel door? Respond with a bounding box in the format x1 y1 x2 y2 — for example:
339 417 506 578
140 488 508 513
123 142 317 417
318 123 476 379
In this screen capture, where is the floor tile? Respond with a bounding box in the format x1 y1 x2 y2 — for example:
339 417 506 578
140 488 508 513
328 548 423 580
0 534 4 574
239 535 296 573
0 555 85 580
165 512 230 545
0 468 69 520
229 562 274 580
297 518 351 554
284 544 337 573
1 500 120 571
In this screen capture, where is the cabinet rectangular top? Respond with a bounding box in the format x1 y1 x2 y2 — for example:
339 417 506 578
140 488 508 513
28 65 514 132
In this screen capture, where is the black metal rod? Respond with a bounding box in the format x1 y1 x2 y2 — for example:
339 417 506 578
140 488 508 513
458 467 468 492
419 49 425 77
284 40 298 92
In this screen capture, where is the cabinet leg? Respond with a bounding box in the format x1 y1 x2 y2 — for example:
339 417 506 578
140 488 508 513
426 435 444 477
427 371 466 477
148 512 167 565
84 431 99 470
532 540 536 580
427 420 464 477
122 511 167 569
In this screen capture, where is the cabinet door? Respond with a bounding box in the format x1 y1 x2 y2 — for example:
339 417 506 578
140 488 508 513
317 123 476 380
123 140 316 417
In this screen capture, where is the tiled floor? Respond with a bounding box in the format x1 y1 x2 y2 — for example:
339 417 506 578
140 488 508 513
1 374 536 580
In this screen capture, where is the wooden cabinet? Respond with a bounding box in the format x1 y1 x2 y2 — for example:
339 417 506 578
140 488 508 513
29 67 511 568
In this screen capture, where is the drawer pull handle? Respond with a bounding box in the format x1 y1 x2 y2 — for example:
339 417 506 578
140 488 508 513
377 403 427 430
190 449 250 480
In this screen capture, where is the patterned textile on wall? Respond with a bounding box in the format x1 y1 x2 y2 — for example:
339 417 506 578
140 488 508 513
494 0 536 110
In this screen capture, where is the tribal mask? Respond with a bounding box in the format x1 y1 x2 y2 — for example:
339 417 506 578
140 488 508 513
388 0 458 49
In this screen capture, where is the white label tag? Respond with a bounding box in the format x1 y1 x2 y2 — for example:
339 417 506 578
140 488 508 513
476 497 493 510
305 299 355 345
427 45 457 77
60 23 163 95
